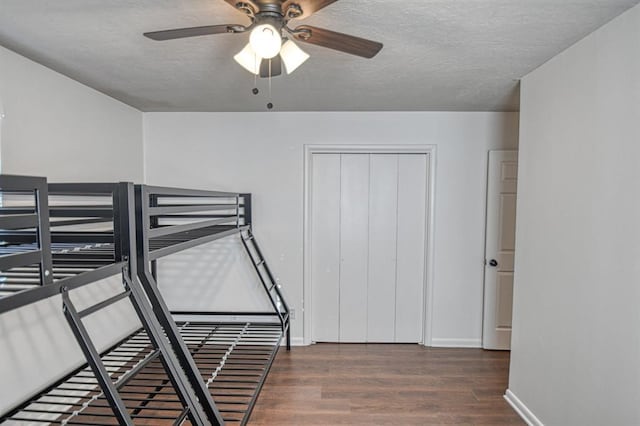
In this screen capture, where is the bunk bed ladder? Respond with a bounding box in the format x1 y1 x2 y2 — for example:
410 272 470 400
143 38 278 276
50 182 216 426
60 267 213 425
240 228 291 350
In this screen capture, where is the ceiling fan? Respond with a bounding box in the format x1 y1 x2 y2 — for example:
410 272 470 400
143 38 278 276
143 0 383 78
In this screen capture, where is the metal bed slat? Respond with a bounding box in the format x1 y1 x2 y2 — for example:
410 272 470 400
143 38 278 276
3 328 211 425
0 250 42 271
1 232 114 244
148 217 237 239
149 204 237 215
142 185 239 198
49 206 114 217
148 225 249 260
0 213 39 230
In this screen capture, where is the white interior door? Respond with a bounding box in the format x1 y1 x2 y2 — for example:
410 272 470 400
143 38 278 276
339 154 370 342
310 154 341 342
311 153 427 343
483 150 518 350
367 154 398 342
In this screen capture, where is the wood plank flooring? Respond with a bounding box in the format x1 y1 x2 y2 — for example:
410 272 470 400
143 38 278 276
250 344 523 425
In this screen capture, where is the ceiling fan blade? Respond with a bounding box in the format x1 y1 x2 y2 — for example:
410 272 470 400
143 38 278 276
292 25 383 58
283 0 339 20
144 24 244 41
260 55 283 78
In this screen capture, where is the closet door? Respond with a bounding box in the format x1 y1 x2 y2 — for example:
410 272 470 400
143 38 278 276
395 154 428 342
311 152 428 343
338 154 370 342
310 154 341 342
367 155 399 342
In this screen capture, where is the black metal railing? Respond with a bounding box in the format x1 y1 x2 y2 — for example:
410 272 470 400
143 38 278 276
0 174 53 289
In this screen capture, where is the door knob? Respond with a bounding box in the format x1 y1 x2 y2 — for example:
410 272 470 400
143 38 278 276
488 259 498 267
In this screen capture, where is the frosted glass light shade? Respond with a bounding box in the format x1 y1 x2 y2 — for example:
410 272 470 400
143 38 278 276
249 24 282 59
280 40 310 74
234 43 260 75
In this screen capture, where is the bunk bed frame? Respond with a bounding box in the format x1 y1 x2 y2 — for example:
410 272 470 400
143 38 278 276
0 175 290 426
0 176 219 425
134 185 290 424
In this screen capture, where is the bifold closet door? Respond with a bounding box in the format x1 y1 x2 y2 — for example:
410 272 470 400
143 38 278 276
310 154 341 342
339 154 370 341
311 153 427 343
395 155 427 342
367 154 399 342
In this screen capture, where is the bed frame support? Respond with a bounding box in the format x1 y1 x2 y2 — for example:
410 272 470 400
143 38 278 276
135 184 226 426
239 193 290 349
61 286 134 425
56 182 215 426
240 227 291 350
1 177 290 425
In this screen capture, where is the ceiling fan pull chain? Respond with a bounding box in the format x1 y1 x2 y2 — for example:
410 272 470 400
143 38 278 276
254 53 258 85
267 59 274 110
269 59 272 95
251 54 259 95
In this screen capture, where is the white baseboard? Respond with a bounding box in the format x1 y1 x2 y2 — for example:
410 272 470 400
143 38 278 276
504 389 544 426
293 338 481 348
280 337 307 347
429 338 482 348
290 337 306 346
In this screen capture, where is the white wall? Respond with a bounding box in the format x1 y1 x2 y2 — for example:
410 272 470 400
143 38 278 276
0 47 143 415
508 4 640 425
0 45 143 181
144 111 519 345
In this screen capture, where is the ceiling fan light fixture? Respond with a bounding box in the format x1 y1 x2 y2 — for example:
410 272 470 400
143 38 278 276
234 43 260 74
249 23 282 59
280 40 310 74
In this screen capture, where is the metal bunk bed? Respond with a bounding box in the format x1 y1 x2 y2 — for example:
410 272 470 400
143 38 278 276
0 176 219 425
0 176 290 426
134 185 291 425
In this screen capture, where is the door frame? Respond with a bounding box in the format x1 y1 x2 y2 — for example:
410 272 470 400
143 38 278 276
303 144 437 346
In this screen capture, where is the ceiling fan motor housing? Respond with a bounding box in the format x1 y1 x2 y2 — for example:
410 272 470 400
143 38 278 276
254 12 285 32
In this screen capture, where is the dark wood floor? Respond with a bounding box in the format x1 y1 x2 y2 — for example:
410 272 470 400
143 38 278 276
250 344 524 425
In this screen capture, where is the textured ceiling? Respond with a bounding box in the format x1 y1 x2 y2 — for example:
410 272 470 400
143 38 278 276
0 0 638 112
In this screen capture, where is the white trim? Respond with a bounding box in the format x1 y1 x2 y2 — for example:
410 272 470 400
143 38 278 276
281 337 307 347
430 338 482 348
291 337 307 346
504 389 544 426
303 144 437 346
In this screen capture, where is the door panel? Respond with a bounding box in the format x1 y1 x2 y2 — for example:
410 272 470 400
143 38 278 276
311 152 428 344
310 154 341 342
499 194 517 250
496 273 514 328
483 151 518 350
367 154 398 342
339 154 370 342
395 154 428 343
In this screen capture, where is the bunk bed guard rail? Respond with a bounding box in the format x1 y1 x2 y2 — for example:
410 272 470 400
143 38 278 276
0 181 133 314
134 185 290 343
0 175 54 292
135 185 251 264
